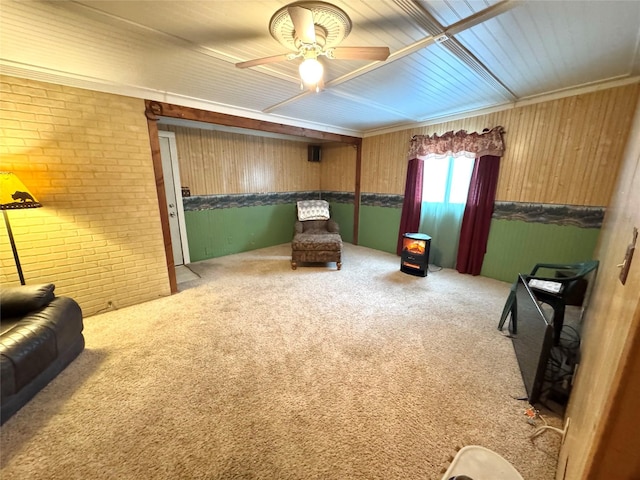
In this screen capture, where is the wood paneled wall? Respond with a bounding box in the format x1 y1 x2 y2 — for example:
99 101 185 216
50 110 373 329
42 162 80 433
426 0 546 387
162 83 639 207
162 126 320 194
320 143 357 192
362 83 640 206
359 132 410 195
557 96 640 479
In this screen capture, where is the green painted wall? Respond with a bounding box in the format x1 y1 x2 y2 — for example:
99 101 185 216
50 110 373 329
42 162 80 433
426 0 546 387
358 206 401 254
185 204 297 261
184 199 599 283
184 201 355 262
481 219 600 282
355 205 600 282
328 202 355 244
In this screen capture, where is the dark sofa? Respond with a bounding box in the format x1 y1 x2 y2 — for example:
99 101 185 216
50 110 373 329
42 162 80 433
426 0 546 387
0 283 84 424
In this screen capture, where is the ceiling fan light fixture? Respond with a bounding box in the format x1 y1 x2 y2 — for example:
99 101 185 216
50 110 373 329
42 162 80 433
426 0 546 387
236 1 390 94
299 57 323 87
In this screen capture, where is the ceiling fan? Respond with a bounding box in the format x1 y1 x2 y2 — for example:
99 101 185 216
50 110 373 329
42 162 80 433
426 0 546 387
235 1 391 92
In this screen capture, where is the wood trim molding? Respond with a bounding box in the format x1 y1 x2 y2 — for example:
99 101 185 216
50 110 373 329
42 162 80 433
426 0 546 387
146 100 362 145
145 105 178 294
354 144 362 245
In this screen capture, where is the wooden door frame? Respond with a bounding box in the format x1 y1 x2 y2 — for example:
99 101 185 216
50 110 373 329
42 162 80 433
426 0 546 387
144 100 363 293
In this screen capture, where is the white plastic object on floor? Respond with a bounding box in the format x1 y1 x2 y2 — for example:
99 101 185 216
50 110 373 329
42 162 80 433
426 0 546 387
441 445 525 480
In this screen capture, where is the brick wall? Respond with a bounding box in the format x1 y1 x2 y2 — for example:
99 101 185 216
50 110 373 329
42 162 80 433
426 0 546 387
0 75 171 315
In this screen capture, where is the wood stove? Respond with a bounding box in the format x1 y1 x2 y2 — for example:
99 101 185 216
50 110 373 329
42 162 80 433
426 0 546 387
400 233 431 277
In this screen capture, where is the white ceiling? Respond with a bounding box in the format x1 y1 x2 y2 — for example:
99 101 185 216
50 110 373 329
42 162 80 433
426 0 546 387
1 0 639 137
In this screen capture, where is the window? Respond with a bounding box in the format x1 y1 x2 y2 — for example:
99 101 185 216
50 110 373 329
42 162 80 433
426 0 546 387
418 154 475 268
422 155 474 204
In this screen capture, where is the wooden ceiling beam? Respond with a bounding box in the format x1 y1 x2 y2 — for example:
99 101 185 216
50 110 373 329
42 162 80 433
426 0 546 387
145 100 362 145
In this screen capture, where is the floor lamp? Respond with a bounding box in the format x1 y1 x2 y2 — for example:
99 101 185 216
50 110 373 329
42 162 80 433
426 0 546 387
0 172 42 285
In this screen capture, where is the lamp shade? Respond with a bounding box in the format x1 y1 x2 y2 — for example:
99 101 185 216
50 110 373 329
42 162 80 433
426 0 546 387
0 172 42 209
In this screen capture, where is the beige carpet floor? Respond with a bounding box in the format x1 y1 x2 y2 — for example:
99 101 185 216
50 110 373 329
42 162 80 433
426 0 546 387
0 243 562 479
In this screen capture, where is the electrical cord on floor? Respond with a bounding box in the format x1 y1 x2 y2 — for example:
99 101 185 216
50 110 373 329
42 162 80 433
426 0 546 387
524 405 568 441
530 412 568 441
94 301 118 314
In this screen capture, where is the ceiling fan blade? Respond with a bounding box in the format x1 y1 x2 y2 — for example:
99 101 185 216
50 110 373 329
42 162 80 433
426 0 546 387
288 5 316 44
235 54 291 69
328 46 390 61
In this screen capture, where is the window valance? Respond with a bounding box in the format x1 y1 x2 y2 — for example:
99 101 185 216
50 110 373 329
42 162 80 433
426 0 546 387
408 126 505 159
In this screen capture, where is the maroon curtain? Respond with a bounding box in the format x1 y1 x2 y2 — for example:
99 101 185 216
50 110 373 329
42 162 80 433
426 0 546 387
456 155 501 275
396 158 424 255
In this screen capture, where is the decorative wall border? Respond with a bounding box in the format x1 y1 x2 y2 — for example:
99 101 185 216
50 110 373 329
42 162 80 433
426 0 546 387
321 191 355 204
182 191 358 211
184 194 605 228
360 193 404 208
492 202 605 228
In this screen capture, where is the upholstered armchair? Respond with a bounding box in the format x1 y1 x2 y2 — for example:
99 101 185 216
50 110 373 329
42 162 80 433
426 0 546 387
291 200 342 270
